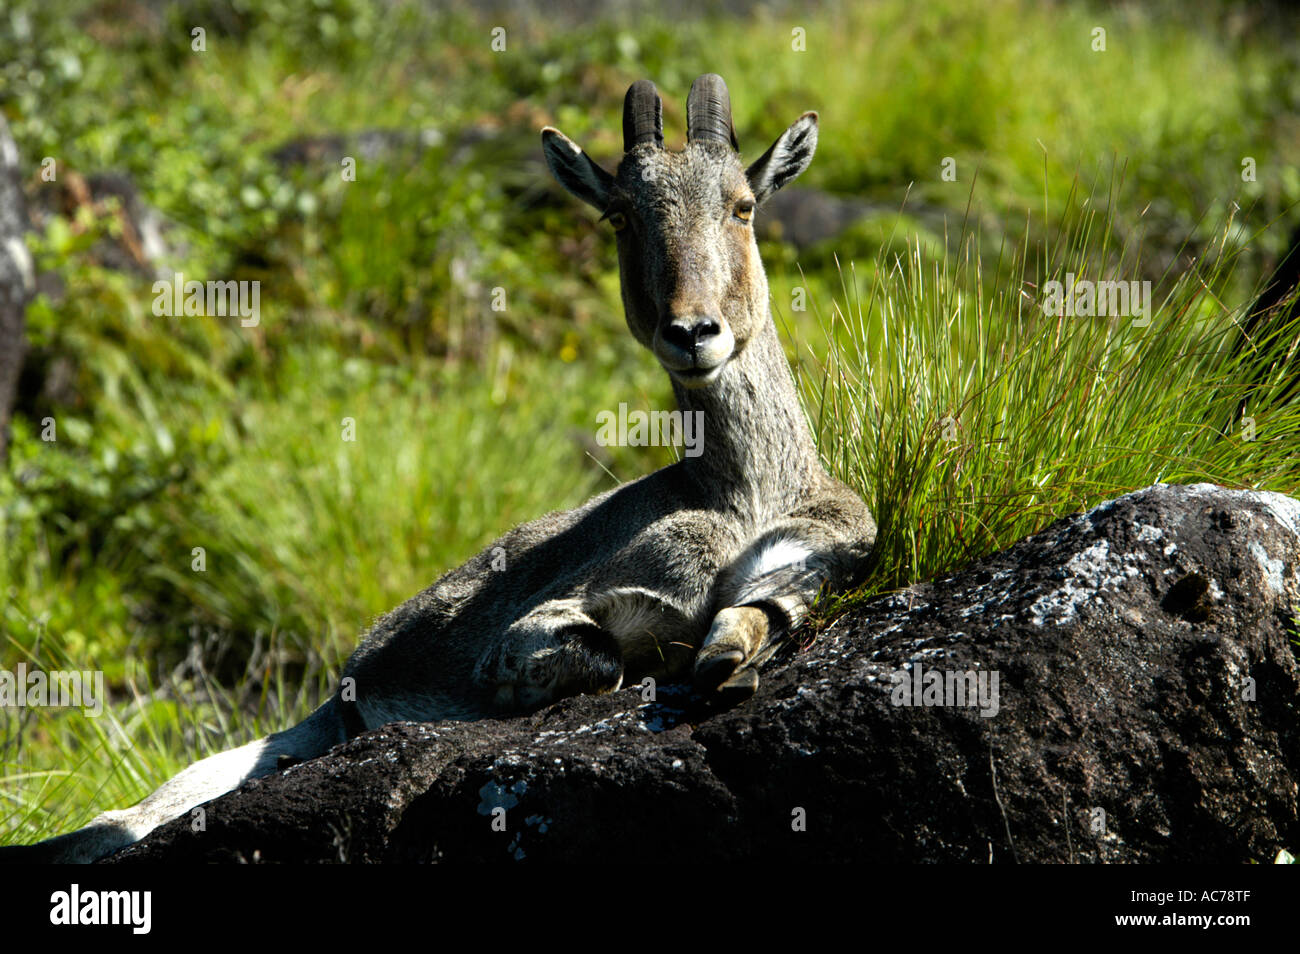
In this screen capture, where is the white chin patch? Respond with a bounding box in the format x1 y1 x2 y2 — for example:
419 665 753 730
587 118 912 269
670 362 727 388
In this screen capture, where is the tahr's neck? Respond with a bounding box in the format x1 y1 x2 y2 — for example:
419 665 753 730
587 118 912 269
673 318 822 516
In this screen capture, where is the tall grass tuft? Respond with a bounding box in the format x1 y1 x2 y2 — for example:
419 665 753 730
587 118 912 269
796 184 1300 607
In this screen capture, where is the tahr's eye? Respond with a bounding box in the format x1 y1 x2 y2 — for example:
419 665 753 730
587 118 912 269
733 201 755 224
608 211 628 231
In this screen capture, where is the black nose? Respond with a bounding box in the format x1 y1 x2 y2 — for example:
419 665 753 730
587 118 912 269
664 315 722 354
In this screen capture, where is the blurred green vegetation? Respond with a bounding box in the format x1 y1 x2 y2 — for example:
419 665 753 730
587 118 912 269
1 0 1298 841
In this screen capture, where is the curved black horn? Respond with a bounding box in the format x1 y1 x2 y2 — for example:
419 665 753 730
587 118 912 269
686 73 738 150
623 79 663 151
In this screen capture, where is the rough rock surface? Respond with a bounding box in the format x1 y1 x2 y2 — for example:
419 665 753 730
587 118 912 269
107 483 1300 863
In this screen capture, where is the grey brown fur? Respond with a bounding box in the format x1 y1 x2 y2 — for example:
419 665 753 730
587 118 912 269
7 75 875 863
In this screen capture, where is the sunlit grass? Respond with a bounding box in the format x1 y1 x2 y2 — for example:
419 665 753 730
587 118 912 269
1 617 337 841
795 185 1300 607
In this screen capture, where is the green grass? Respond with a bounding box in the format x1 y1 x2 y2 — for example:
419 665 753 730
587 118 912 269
796 190 1300 606
1 0 1298 845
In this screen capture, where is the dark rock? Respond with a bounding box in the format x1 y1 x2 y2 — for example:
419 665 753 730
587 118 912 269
270 125 499 171
27 167 176 280
756 186 875 249
0 116 33 463
105 482 1300 863
82 171 175 276
13 166 178 422
755 186 983 253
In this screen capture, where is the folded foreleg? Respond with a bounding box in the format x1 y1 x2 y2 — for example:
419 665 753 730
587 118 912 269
696 504 874 698
474 599 625 712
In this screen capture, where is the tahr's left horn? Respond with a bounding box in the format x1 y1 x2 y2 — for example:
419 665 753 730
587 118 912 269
623 79 664 151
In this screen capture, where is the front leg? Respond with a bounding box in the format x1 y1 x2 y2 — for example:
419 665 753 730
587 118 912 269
696 496 875 699
693 604 782 700
693 548 817 699
474 599 625 712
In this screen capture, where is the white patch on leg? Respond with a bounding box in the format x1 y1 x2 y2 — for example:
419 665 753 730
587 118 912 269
736 538 814 586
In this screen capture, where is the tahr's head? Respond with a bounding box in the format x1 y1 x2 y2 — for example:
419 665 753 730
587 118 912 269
542 74 818 389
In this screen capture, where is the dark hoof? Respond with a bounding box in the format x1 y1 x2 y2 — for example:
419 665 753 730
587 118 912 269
717 667 760 703
693 649 745 692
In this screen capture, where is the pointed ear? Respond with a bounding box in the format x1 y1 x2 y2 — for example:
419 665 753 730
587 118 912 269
746 111 818 204
542 127 615 212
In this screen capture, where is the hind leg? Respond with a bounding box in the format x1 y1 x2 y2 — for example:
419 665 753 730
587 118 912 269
474 599 625 712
